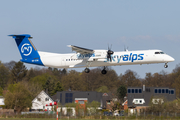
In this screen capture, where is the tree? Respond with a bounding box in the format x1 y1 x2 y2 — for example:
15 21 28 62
4 82 32 113
11 61 27 83
30 73 58 96
119 70 141 87
0 63 9 89
4 61 16 70
117 85 127 102
96 86 109 93
61 70 85 91
52 81 63 94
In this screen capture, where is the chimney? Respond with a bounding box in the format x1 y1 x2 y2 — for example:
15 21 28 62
143 85 145 92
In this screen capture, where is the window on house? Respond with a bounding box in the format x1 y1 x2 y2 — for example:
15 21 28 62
146 88 150 92
158 89 161 93
132 89 134 93
135 89 138 93
166 89 169 93
78 100 85 104
128 89 131 93
162 89 165 93
155 89 157 93
135 109 137 114
45 98 49 101
60 93 62 103
139 89 142 93
37 98 41 101
107 100 111 104
171 90 174 94
65 93 73 103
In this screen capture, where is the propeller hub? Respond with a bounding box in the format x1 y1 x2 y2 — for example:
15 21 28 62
107 50 114 55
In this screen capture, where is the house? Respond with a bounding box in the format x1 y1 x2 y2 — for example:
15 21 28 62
52 91 115 115
0 96 5 109
122 100 128 110
31 91 54 111
127 85 176 114
52 91 102 106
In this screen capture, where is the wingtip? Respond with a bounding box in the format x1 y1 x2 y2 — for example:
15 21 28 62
67 45 72 47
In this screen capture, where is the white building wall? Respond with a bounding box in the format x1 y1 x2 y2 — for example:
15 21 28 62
0 98 5 105
31 91 54 111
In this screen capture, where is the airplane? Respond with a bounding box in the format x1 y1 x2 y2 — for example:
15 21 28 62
9 34 175 74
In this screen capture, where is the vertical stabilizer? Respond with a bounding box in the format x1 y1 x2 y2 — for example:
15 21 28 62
9 34 43 65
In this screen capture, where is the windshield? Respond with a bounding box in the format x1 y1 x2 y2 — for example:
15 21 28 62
155 51 165 54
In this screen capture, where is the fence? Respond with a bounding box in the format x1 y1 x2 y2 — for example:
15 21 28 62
0 111 180 119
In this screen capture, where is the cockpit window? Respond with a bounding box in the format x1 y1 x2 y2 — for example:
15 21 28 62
160 52 164 54
155 52 160 54
155 52 165 54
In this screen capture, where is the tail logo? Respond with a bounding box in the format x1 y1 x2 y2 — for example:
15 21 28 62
21 43 32 56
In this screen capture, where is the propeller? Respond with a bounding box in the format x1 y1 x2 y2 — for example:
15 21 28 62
107 44 114 62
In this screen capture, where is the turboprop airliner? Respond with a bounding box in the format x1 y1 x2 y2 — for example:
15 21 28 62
9 34 175 74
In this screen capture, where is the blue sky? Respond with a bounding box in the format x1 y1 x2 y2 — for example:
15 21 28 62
0 0 180 78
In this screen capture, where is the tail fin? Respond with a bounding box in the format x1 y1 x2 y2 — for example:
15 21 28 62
9 34 43 65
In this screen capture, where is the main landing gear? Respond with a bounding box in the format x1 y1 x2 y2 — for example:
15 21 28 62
84 66 107 74
164 63 168 68
101 66 107 74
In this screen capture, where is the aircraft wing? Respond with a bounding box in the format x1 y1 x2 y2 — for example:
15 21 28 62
68 45 94 54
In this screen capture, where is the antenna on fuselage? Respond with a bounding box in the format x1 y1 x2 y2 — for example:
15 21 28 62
124 45 128 52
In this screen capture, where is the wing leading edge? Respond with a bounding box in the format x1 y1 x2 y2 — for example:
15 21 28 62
68 45 94 54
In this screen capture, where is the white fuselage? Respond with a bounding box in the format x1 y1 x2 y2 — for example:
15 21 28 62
38 49 174 69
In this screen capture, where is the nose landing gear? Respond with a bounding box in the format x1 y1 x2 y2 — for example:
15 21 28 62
164 63 168 68
84 68 90 73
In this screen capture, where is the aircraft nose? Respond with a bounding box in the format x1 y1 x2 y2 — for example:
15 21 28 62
166 56 175 62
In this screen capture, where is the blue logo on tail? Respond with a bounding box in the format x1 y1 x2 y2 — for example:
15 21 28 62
21 43 32 56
